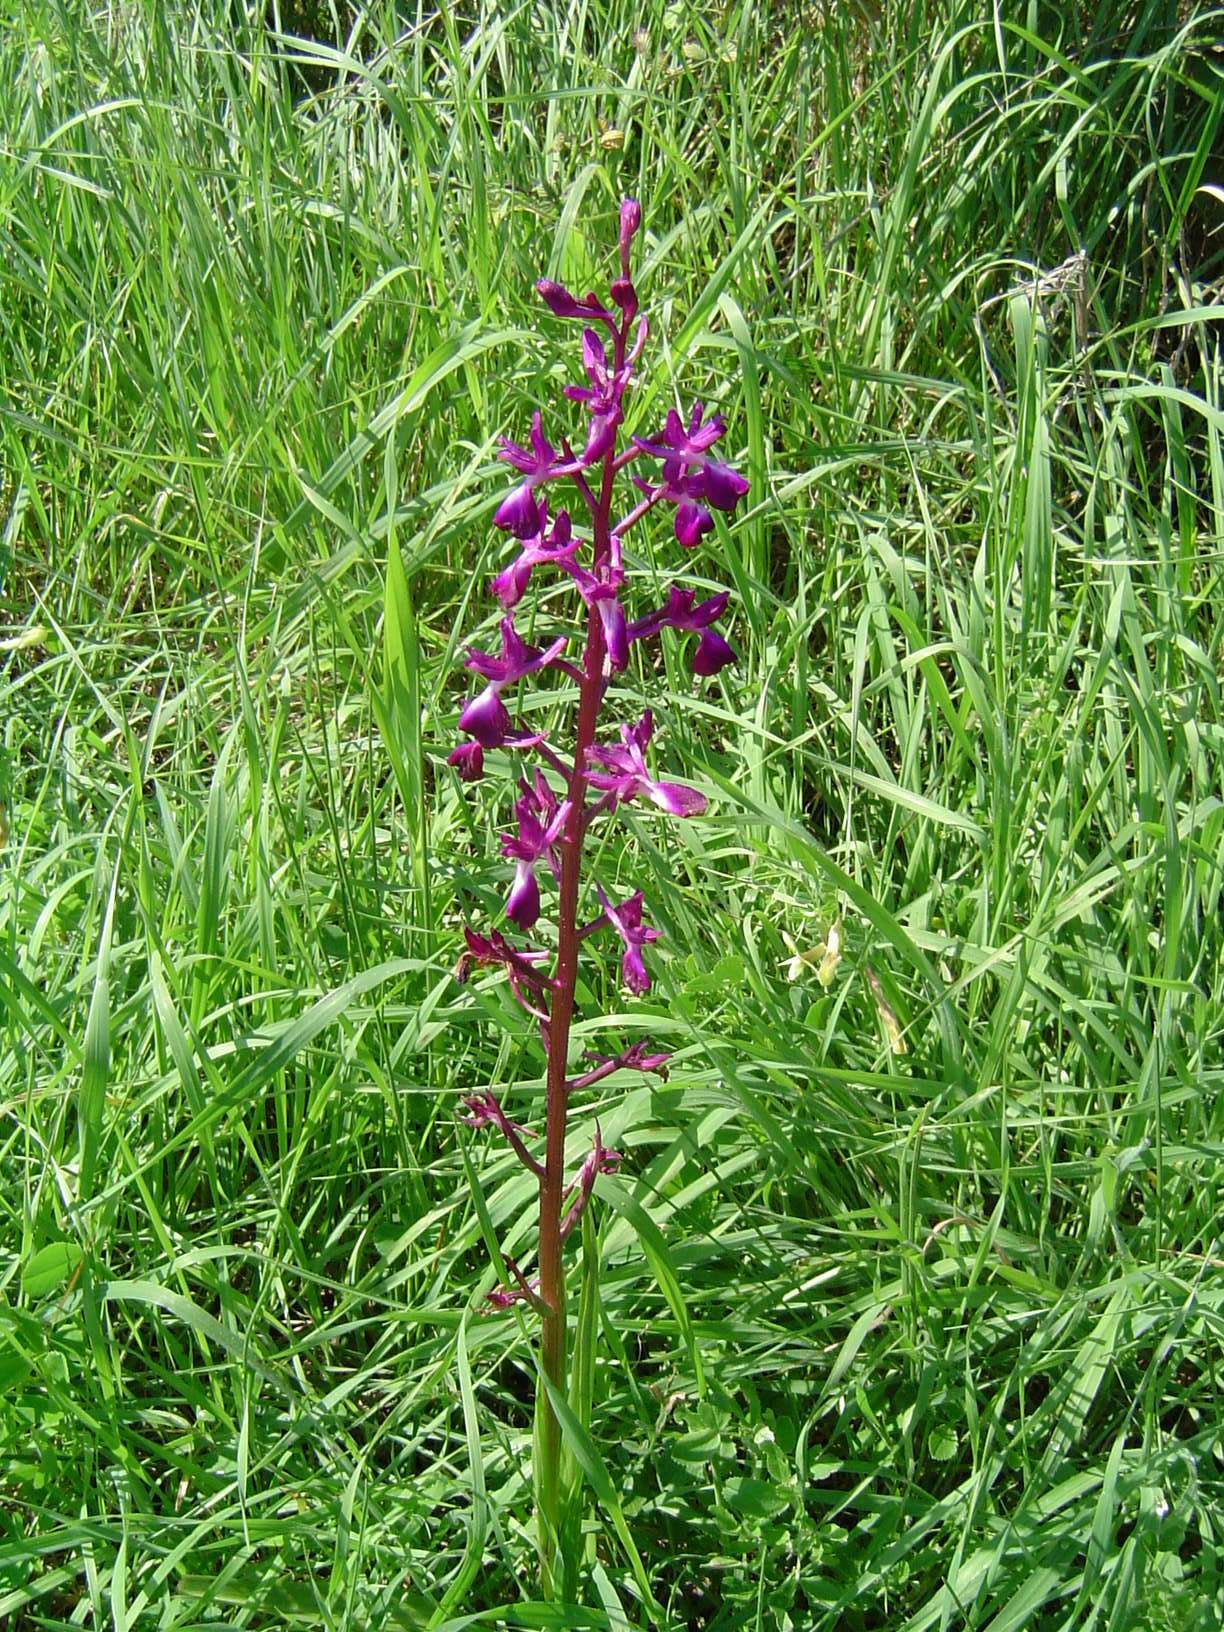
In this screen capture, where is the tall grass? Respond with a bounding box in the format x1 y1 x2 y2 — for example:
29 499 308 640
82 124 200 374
1 0 1221 1626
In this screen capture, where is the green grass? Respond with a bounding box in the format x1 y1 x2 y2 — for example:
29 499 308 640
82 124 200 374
2 0 1223 1626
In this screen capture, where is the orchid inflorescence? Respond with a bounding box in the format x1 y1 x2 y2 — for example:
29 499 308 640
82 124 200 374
448 199 749 1329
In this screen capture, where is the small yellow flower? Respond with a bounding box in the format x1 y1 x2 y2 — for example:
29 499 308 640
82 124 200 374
818 920 842 988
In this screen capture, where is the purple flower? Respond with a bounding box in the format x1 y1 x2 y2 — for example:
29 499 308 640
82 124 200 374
568 1041 672 1090
490 507 581 609
486 1285 527 1310
619 1040 671 1075
634 402 725 476
459 617 567 747
595 885 661 995
586 710 708 817
456 925 555 1016
461 1090 545 1178
632 403 749 545
559 328 628 466
629 586 736 676
495 412 562 539
537 280 614 324
500 773 571 929
461 1091 534 1139
560 1123 622 1241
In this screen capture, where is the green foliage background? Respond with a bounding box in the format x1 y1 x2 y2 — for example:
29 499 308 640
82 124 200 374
1 0 1222 1626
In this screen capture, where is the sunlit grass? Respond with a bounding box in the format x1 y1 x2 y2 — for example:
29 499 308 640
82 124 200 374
1 1 1222 1626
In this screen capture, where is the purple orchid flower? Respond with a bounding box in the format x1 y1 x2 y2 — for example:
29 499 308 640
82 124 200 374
560 1123 622 1241
629 586 736 675
459 616 567 747
536 280 615 325
586 709 708 816
487 1280 541 1310
632 402 750 548
500 773 570 929
567 1041 673 1091
456 925 556 1017
595 885 661 995
495 412 563 538
561 551 630 674
461 1091 543 1177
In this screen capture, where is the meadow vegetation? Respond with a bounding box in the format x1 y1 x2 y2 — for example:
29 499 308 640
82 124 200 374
1 1 1222 1626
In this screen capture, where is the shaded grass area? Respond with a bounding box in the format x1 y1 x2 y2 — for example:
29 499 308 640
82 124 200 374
1 0 1222 1626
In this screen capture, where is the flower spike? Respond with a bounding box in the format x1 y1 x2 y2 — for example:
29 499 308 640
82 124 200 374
446 201 756 1571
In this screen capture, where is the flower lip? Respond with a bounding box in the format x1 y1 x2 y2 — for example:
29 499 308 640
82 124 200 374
494 482 543 539
506 863 541 928
697 459 750 511
692 627 736 676
459 685 512 747
448 741 485 781
675 499 714 549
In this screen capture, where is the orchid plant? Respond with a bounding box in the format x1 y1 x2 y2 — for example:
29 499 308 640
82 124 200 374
448 199 748 1596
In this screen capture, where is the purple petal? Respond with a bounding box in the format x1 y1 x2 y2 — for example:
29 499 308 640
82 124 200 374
597 596 629 672
507 863 541 929
690 590 731 627
675 500 714 549
459 686 511 747
699 460 749 511
622 946 651 995
529 411 556 465
497 617 537 675
448 741 485 781
627 608 665 644
581 328 608 386
490 554 533 609
580 409 621 467
629 710 654 751
692 628 736 676
648 780 707 818
494 483 542 538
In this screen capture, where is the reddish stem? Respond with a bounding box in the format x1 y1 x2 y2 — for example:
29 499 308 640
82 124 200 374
535 318 628 1560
